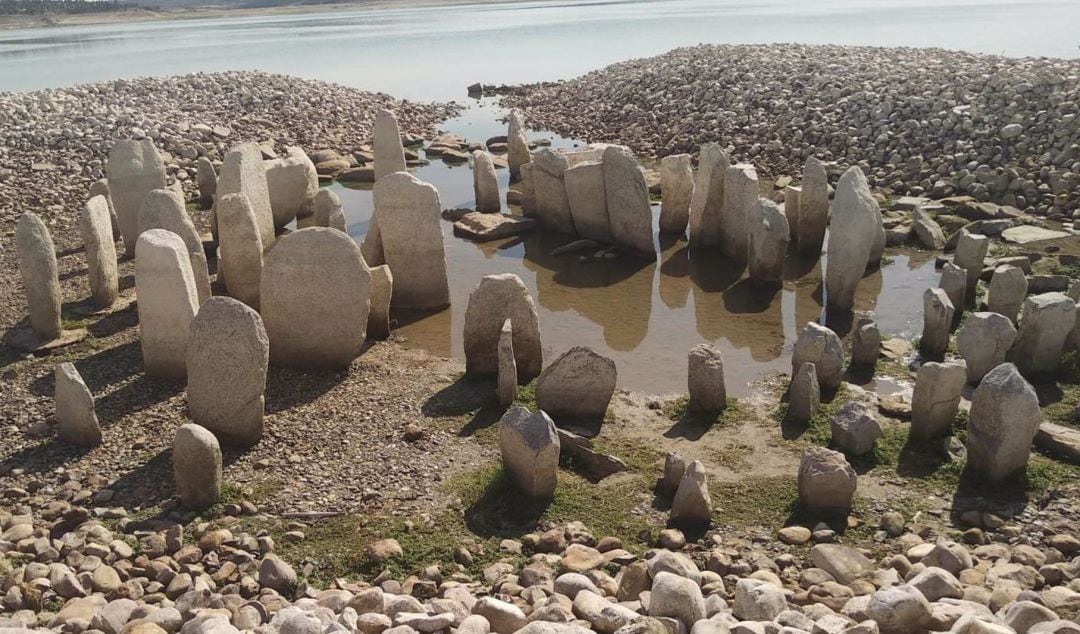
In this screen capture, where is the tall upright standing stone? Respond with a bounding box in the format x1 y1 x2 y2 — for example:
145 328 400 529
88 178 121 238
372 172 449 309
851 315 880 368
825 167 878 313
473 150 501 212
967 363 1041 482
508 109 531 179
187 297 269 447
217 193 264 310
81 196 119 309
217 143 275 249
16 213 62 342
748 199 789 286
956 312 1017 384
532 149 576 234
265 152 318 230
1010 292 1077 377
374 109 407 181
784 185 802 243
659 154 693 235
788 362 820 425
55 363 101 446
986 265 1028 323
367 265 393 340
670 460 711 528
687 344 726 414
497 319 516 407
921 288 955 361
464 273 543 382
603 145 655 258
564 160 612 242
135 229 199 379
910 361 967 440
499 406 560 498
792 322 844 391
108 138 167 257
688 143 729 247
718 164 758 263
798 156 829 257
954 231 988 306
939 262 967 318
138 188 211 304
196 157 217 210
313 189 347 233
173 423 222 510
260 228 371 369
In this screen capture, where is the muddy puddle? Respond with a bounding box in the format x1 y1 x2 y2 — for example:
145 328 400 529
333 98 936 396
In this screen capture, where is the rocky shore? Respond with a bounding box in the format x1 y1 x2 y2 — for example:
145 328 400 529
502 44 1080 218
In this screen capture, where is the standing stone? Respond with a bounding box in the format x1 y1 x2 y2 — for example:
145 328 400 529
659 154 693 235
783 187 803 246
88 178 121 238
217 193 264 310
1010 292 1077 377
508 109 531 178
55 363 101 446
217 143 275 249
659 451 686 497
372 172 449 309
81 196 119 309
173 423 222 510
986 266 1028 323
135 230 199 379
921 288 954 361
687 344 726 414
564 160 612 242
830 401 883 455
718 164 758 263
499 406 560 498
497 319 516 408
532 149 575 234
186 297 269 447
748 198 789 285
939 262 967 316
265 152 318 230
788 362 820 425
910 361 967 440
138 188 211 304
851 315 880 368
967 363 1041 482
825 166 877 312
670 460 711 528
535 347 616 422
688 143 729 247
955 231 989 306
313 189 347 233
463 273 543 381
519 162 537 216
957 312 1018 384
260 228 371 369
367 265 393 340
16 213 61 341
798 157 829 257
603 145 655 258
792 322 844 391
798 446 856 513
108 138 167 257
473 150 501 212
374 109 407 181
196 157 217 209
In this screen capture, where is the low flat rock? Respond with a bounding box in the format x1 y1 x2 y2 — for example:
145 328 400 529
1001 225 1070 244
1035 422 1080 464
453 212 537 242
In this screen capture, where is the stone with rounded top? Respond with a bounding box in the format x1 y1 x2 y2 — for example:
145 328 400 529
957 312 1017 384
1010 292 1077 377
792 322 844 391
81 196 119 309
508 109 531 178
536 346 616 422
135 229 199 379
473 150 501 212
967 363 1041 482
372 172 449 309
688 143 729 248
799 447 856 512
108 138 167 256
265 151 318 230
659 154 693 235
687 343 726 414
670 460 711 529
138 188 211 304
748 198 789 285
986 265 1027 323
374 109 407 181
499 406 560 498
798 156 829 257
16 212 62 341
88 178 121 238
825 166 878 312
217 193 264 310
217 142 275 249
464 273 543 382
196 157 217 209
910 360 967 440
55 362 101 446
173 423 222 510
497 319 516 407
313 188 347 233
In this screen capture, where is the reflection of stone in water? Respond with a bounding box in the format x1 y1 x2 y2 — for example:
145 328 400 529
393 307 452 359
721 279 784 362
658 241 690 310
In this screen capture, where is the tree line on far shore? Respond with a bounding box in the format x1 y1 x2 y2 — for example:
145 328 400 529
0 0 133 15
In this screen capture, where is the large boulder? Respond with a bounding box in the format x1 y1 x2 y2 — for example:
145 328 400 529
865 585 932 634
687 344 726 414
830 401 883 455
107 138 166 256
718 163 758 263
173 423 222 510
473 150 501 212
910 360 966 440
921 287 955 360
986 265 1027 323
81 196 119 309
186 297 269 448
217 193 264 310
811 544 874 585
536 347 616 423
748 198 789 285
798 447 856 513
825 166 878 312
374 108 407 181
463 273 543 382
217 142 275 249
55 362 101 447
1010 292 1077 377
954 231 988 306
16 212 62 341
265 151 318 229
733 579 788 621
135 229 199 379
687 143 729 247
260 228 371 369
648 572 705 627
372 172 449 309
791 322 844 391
138 188 211 304
670 460 711 528
564 160 612 242
499 406 560 498
603 145 655 258
532 149 575 235
967 363 1041 481
797 156 829 257
659 154 693 235
957 312 1017 384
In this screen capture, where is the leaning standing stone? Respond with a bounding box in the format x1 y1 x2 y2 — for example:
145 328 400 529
787 362 820 425
939 262 967 316
217 142 276 249
718 164 759 263
921 288 954 361
910 361 966 440
798 446 856 513
687 344 726 414
851 314 880 368
603 145 655 258
372 172 450 309
497 319 516 407
830 401 883 455
792 322 844 391
135 229 199 379
532 149 575 234
670 460 711 528
260 228 371 369
956 312 1017 384
507 109 531 178
138 188 211 304
313 189 347 233
825 166 878 312
107 138 167 257
81 196 119 309
536 346 617 422
196 157 217 209
217 193 264 310
967 363 1041 482
954 230 988 306
463 273 543 381
688 143 729 247
186 297 269 448
659 154 693 235
499 406 560 498
367 265 393 340
16 212 62 341
374 109 407 181
55 363 101 446
265 152 318 230
473 150 501 212
797 156 829 257
748 198 789 285
985 265 1028 323
1010 292 1077 377
173 423 222 510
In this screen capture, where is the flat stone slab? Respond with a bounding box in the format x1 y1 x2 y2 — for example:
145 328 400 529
1035 422 1080 464
7 328 88 353
453 212 538 242
1001 225 1070 244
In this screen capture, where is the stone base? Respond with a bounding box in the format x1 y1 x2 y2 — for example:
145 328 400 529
8 327 88 353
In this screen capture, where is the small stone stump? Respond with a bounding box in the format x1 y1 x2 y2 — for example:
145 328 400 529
374 108 407 181
954 231 989 306
687 344 726 414
687 143 729 247
1010 292 1077 377
787 362 820 425
108 138 167 256
967 363 1041 482
986 265 1028 323
217 193 264 310
463 273 543 381
499 406 560 498
196 156 217 209
798 446 856 513
536 346 617 423
135 229 199 379
921 288 955 361
603 145 656 258
910 360 966 440
372 172 450 309
473 150 501 212
792 322 844 391
265 152 318 230
81 196 119 309
367 265 393 340
55 363 101 446
956 312 1017 384
658 451 686 497
797 156 829 257
670 460 711 529
830 401 883 455
497 319 516 407
16 212 62 342
748 199 789 286
851 314 881 368
659 154 693 235
173 423 222 510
